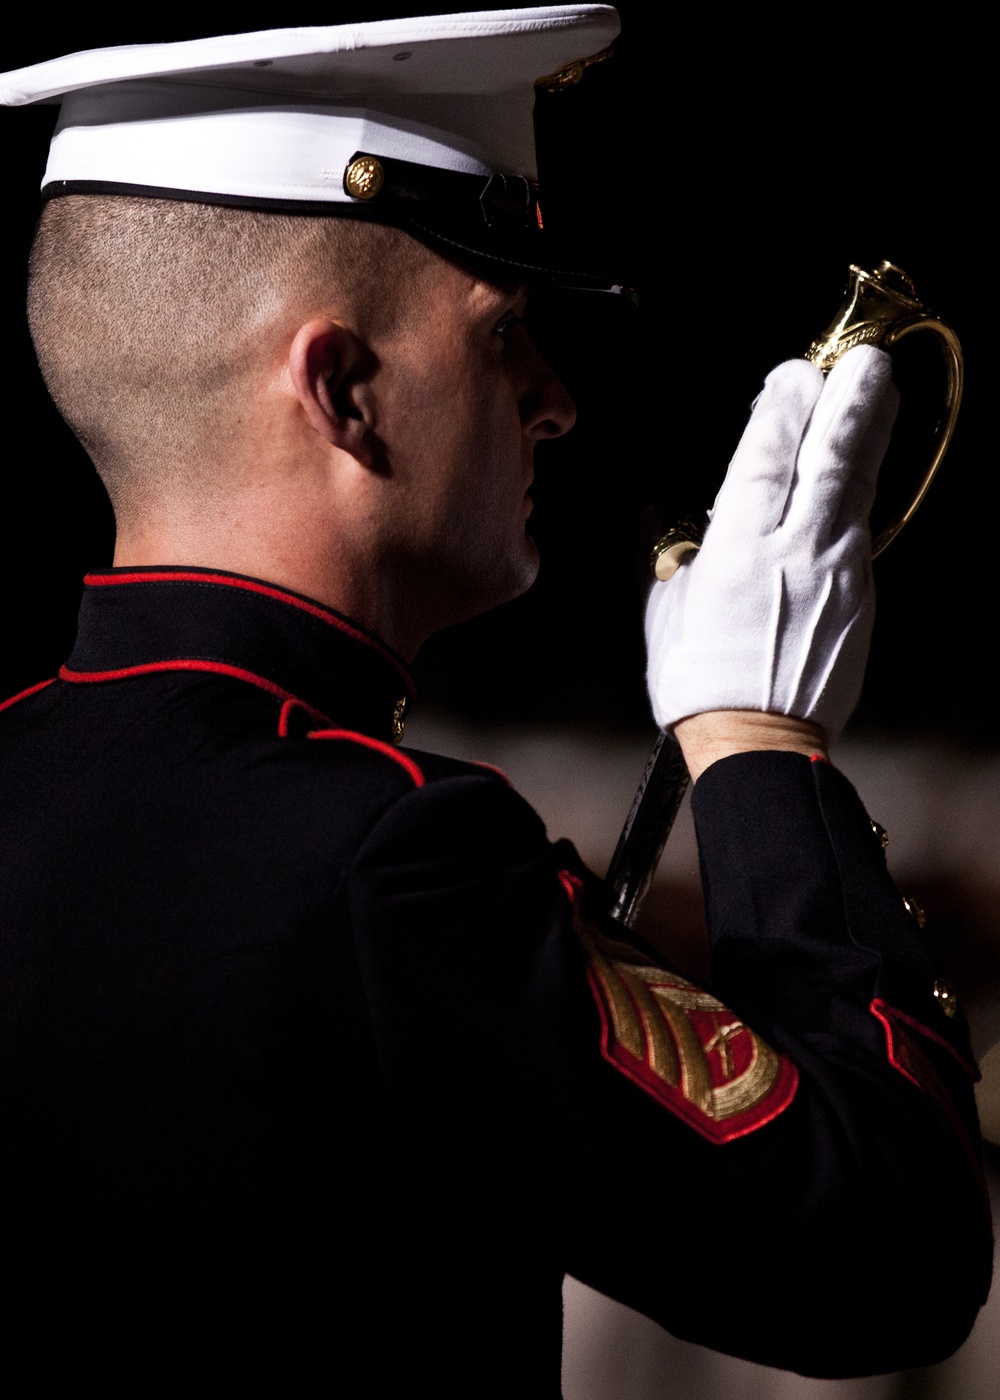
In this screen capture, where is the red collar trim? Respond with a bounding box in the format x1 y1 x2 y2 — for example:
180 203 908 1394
84 570 413 692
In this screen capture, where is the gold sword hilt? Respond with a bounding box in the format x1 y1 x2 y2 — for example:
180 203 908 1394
612 262 964 929
651 260 964 583
804 259 963 557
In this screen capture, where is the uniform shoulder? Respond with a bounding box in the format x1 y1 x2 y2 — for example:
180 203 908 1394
263 725 533 843
269 727 550 878
398 745 514 789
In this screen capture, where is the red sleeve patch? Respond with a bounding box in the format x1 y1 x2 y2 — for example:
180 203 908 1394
565 882 798 1143
870 998 986 1192
870 998 978 1086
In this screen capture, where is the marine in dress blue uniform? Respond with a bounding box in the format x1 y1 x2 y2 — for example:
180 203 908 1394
0 11 992 1394
0 567 989 1390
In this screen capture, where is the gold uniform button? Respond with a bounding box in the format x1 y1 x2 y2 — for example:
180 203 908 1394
869 818 889 850
391 697 407 745
902 895 927 930
344 155 385 201
933 979 958 1018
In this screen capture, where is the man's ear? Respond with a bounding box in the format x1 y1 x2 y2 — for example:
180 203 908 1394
288 318 379 469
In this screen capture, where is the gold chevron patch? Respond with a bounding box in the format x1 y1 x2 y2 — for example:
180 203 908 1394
576 918 799 1143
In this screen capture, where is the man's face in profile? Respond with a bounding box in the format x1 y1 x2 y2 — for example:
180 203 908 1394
372 260 576 629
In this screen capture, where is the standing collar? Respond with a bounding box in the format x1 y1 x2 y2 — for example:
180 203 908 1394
63 566 414 743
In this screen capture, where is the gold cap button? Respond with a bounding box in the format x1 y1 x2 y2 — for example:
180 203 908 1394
344 155 385 201
535 47 614 93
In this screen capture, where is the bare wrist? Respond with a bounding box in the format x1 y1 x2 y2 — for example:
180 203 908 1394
673 710 828 783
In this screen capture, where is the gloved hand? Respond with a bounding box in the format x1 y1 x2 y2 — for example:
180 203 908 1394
645 345 899 743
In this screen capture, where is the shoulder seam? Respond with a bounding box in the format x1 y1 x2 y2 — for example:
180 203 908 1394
0 677 57 714
465 759 512 785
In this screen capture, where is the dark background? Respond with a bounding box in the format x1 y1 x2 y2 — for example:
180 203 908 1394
1 6 990 741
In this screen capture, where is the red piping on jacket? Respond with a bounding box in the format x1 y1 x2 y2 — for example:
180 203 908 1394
308 728 425 787
83 570 413 689
870 996 989 1208
557 869 584 904
870 1001 922 1090
870 998 979 1081
278 698 303 737
0 677 57 714
58 660 332 726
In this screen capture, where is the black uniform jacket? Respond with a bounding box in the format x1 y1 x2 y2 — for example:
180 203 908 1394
0 567 991 1393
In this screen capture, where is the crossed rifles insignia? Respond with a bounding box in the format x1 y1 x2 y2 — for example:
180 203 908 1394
576 918 799 1144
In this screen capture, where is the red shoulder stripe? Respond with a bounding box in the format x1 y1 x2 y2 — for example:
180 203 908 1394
307 727 425 788
0 677 57 714
278 698 302 737
468 760 512 785
58 660 331 724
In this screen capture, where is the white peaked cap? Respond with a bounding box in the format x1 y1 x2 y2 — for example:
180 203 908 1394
0 8 623 288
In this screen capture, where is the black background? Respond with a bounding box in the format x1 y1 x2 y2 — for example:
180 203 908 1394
1 6 991 741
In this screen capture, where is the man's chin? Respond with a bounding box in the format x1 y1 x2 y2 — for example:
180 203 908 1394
505 533 540 600
455 536 540 624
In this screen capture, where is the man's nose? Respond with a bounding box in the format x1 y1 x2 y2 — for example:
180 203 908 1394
517 336 577 440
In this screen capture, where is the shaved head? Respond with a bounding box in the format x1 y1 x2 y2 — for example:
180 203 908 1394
27 196 441 525
25 192 568 657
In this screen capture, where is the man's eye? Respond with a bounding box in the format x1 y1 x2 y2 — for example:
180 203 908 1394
495 314 525 339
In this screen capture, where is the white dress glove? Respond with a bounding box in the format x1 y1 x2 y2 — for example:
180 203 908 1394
645 345 899 742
